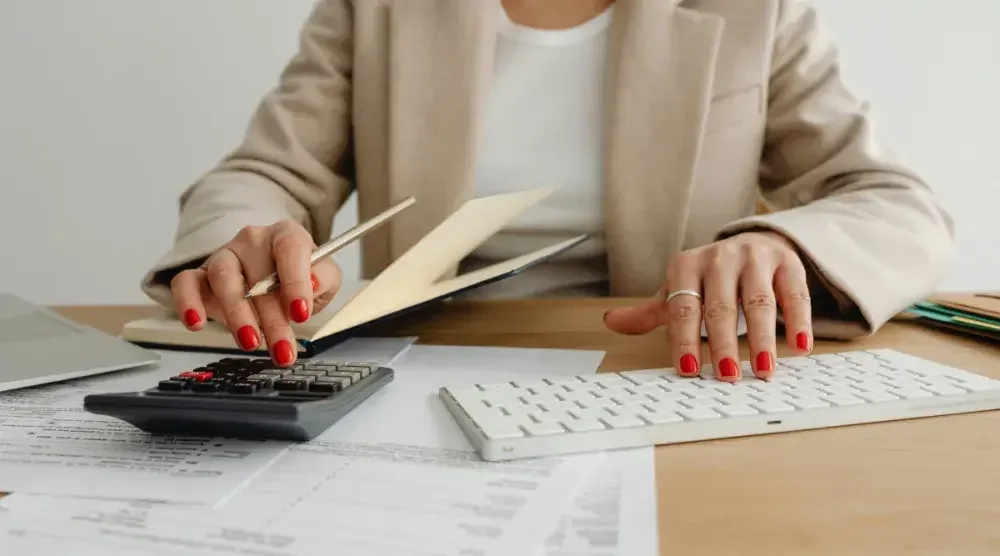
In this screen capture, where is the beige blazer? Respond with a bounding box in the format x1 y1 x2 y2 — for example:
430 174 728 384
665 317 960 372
143 0 955 339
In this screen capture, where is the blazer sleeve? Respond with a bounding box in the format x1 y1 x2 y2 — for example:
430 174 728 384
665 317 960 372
140 0 355 308
715 0 956 339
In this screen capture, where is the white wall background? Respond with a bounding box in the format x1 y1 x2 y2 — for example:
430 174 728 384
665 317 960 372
1 0 998 305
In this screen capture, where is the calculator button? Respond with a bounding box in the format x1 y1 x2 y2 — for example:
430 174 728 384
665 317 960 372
308 382 340 394
228 382 259 394
274 379 309 392
325 370 359 384
292 370 327 378
316 376 350 390
191 380 225 393
157 380 188 391
339 365 371 378
178 371 213 382
246 374 277 388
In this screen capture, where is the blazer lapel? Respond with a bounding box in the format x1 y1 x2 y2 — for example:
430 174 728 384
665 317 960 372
386 0 502 262
603 0 724 295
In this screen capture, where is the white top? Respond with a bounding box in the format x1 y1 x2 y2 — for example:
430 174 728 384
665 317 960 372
464 6 614 299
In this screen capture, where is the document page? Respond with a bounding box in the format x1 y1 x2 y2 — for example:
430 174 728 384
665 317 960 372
0 337 416 504
0 445 604 556
538 448 658 556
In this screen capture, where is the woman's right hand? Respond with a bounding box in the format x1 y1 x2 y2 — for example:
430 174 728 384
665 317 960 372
170 220 342 367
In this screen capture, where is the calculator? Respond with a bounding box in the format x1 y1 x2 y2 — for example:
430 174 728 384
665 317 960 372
83 357 394 441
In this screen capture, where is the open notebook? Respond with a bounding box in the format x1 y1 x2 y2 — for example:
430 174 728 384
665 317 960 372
121 188 587 356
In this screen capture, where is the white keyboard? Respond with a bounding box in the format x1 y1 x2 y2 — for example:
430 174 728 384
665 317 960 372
438 349 1000 461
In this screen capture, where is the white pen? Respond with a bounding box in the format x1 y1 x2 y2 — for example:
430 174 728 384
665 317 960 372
244 196 416 299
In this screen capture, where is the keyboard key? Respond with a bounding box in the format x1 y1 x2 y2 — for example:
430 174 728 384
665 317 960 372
477 420 525 439
854 390 900 403
600 413 645 428
786 397 831 410
889 388 934 400
751 400 796 413
923 383 971 396
716 404 759 417
678 407 722 420
822 394 866 406
523 421 566 436
641 410 685 424
563 418 607 432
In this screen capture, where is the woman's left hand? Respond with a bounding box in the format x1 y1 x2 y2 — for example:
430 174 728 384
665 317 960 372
603 231 813 382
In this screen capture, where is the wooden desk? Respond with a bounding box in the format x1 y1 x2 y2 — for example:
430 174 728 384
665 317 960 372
45 300 1000 555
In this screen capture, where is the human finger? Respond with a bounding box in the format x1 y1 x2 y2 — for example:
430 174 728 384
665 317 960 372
310 257 343 314
204 248 261 352
774 252 813 353
170 269 208 331
739 249 779 380
229 237 297 367
602 297 668 336
271 222 316 324
664 252 704 378
702 246 743 382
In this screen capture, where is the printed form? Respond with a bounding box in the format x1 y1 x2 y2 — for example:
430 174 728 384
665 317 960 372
0 344 659 555
0 337 416 504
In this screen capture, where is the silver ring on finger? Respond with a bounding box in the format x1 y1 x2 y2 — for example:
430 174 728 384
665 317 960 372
666 289 702 303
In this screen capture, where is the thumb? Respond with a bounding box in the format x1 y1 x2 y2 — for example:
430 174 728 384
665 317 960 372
603 297 669 335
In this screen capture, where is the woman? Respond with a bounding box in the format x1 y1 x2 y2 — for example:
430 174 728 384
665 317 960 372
143 0 954 382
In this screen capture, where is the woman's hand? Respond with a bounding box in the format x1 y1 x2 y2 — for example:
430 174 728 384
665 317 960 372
169 220 342 366
603 231 812 382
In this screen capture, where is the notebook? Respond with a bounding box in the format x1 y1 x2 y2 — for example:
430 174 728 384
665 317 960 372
121 188 586 356
906 293 1000 342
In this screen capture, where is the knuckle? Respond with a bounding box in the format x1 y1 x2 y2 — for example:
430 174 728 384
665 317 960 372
271 232 305 255
257 314 287 338
674 339 697 350
221 304 247 327
169 269 195 292
668 251 699 274
704 301 737 321
740 242 771 262
668 302 700 323
743 291 777 311
235 225 266 245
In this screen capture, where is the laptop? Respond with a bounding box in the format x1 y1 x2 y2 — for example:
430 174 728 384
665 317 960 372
0 293 160 392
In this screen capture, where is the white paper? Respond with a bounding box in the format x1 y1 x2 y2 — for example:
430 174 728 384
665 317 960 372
0 444 605 556
320 344 607 450
537 449 659 556
0 337 417 504
0 343 665 556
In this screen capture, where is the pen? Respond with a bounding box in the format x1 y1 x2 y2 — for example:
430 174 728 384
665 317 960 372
244 196 416 299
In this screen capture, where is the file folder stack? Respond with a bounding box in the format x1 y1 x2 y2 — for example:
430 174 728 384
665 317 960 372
906 293 1000 342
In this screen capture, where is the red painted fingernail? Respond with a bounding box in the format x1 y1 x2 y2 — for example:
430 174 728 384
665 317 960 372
237 326 260 351
679 353 699 375
290 298 309 323
796 332 811 351
273 340 295 366
183 309 201 328
719 358 739 378
311 274 319 293
755 351 773 372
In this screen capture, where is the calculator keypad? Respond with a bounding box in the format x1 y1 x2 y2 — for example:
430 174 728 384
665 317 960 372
150 358 380 399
